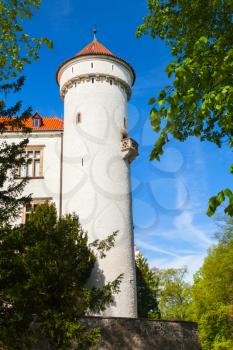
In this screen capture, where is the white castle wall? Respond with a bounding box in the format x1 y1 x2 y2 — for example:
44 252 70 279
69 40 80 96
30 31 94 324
58 55 138 318
1 134 62 223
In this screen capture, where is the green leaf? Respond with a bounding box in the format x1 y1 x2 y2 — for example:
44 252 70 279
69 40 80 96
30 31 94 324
150 107 157 121
158 99 165 106
230 164 233 174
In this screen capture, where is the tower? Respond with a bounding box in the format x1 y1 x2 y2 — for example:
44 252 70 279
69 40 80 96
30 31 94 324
56 32 138 318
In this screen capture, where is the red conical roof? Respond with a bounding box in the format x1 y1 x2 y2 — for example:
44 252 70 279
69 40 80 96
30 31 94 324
56 38 135 85
76 39 114 57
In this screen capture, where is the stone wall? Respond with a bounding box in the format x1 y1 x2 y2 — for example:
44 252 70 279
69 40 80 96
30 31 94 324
80 317 200 350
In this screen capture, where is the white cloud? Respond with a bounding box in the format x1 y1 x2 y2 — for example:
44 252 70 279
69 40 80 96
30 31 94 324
174 211 214 246
148 253 207 283
137 240 179 258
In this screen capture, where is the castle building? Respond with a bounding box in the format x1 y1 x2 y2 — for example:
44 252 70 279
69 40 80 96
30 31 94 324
1 34 139 318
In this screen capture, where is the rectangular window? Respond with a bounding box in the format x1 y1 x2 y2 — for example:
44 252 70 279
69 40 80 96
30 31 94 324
76 113 81 124
22 198 51 224
33 118 40 127
19 146 44 178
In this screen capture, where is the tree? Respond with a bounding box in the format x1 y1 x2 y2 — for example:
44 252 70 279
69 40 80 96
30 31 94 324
0 138 30 225
155 267 192 321
0 0 53 81
137 0 233 216
191 217 233 349
136 252 160 319
0 0 53 224
0 203 122 350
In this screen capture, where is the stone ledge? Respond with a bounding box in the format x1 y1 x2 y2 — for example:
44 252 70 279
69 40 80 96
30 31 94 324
79 317 201 350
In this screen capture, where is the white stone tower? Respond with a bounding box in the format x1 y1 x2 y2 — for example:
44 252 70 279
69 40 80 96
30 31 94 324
56 31 138 318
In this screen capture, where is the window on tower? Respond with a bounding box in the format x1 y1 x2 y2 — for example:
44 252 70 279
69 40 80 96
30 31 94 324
76 113 81 124
91 62 94 68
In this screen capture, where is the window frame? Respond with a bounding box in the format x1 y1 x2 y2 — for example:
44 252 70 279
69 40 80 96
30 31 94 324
76 113 81 124
18 145 45 179
33 118 40 127
22 198 51 224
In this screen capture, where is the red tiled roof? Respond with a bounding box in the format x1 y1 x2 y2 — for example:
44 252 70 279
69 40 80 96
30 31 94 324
76 39 114 57
0 113 64 131
56 38 136 85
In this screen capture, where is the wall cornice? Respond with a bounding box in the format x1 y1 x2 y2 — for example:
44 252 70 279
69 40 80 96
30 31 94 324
0 132 63 139
60 73 132 100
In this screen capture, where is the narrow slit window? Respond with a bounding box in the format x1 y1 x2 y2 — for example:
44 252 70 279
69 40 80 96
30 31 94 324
92 78 94 84
72 67 74 73
91 62 94 68
112 65 114 70
110 80 112 85
124 117 127 128
81 158 84 166
76 113 81 124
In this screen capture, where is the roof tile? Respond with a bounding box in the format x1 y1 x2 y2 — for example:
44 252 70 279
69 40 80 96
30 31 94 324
76 39 114 57
0 115 64 131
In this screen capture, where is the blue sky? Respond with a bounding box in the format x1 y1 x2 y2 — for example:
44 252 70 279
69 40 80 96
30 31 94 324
17 0 232 280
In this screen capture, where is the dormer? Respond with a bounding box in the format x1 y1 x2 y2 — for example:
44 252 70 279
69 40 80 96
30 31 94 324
32 112 43 128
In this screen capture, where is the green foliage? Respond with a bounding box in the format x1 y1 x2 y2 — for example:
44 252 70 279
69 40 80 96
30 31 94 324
0 76 33 225
0 0 53 225
155 267 192 321
0 139 30 225
191 217 233 349
208 187 233 218
0 203 122 349
135 252 160 319
137 0 233 216
0 0 53 81
0 78 33 226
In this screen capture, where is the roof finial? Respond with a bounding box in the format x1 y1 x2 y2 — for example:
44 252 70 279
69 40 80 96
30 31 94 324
93 25 97 41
